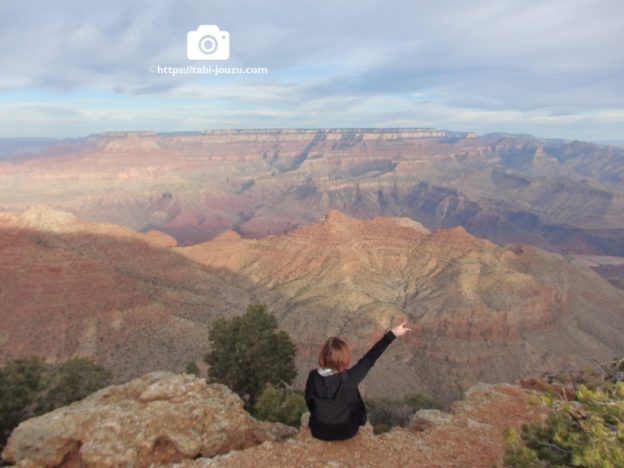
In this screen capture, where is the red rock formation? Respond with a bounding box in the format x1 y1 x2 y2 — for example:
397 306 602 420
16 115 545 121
0 206 212 379
182 209 624 401
1 207 623 402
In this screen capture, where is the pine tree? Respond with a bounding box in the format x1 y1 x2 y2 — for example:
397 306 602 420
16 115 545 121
204 304 297 407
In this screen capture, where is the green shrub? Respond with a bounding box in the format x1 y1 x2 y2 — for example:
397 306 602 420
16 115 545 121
504 357 624 468
253 384 306 427
37 357 112 413
0 356 111 452
0 357 47 447
185 361 199 376
204 304 297 408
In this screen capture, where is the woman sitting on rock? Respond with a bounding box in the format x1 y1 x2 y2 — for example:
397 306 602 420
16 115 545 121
304 321 412 441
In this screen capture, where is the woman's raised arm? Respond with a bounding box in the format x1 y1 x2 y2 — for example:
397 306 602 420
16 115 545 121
345 321 412 386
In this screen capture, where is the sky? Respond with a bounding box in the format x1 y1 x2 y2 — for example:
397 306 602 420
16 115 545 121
0 0 623 141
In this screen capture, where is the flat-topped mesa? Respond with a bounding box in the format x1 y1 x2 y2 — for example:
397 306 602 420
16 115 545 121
199 128 456 139
177 128 461 149
101 131 157 138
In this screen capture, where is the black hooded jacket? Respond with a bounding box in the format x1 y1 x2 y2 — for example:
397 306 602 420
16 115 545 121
304 330 396 441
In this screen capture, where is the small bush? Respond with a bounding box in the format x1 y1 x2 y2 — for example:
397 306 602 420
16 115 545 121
253 384 306 427
0 357 47 447
185 361 199 376
504 357 624 468
37 357 112 413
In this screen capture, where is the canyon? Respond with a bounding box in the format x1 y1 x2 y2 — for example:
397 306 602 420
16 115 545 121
2 206 622 403
2 128 623 289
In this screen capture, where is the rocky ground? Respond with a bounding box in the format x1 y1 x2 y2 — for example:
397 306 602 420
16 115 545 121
2 372 547 468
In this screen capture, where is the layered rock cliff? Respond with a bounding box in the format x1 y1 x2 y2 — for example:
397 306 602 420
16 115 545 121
1 207 623 402
1 129 623 259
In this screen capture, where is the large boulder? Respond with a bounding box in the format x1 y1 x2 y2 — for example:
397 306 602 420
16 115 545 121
2 372 296 467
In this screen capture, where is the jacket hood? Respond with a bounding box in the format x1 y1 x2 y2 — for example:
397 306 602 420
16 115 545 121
317 367 336 377
310 369 345 399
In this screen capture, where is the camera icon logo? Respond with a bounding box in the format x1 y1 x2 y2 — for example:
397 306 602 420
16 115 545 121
187 25 230 60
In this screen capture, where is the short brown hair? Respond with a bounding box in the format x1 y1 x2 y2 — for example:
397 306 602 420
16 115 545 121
318 337 351 372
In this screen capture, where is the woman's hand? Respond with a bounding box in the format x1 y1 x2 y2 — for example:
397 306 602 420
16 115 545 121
391 321 412 337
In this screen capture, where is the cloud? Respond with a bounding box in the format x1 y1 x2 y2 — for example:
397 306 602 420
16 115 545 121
0 0 623 139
